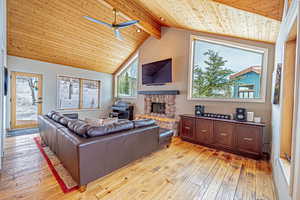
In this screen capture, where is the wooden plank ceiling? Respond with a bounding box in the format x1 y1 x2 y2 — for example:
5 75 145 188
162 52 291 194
133 0 282 43
8 0 283 73
213 0 284 21
7 0 149 74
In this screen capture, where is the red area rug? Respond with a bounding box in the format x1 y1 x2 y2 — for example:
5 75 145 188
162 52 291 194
34 137 79 193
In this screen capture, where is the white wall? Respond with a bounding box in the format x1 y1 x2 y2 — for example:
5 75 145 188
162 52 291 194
271 1 300 200
7 56 113 128
0 0 7 170
118 27 275 153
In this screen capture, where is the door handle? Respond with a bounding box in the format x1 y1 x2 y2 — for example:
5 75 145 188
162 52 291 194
220 133 227 136
243 137 253 141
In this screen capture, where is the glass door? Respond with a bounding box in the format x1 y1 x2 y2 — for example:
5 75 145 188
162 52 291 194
11 72 43 129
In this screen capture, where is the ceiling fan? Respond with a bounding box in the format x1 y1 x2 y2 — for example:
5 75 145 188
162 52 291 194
84 9 139 40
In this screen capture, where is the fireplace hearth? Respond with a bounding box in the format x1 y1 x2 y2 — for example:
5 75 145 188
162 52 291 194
151 103 166 114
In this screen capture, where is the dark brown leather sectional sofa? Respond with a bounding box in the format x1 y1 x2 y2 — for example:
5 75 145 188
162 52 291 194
38 111 173 191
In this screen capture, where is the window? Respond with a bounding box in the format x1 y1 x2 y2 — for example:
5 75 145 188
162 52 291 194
189 35 268 102
57 76 100 109
82 79 100 109
238 85 255 99
57 77 80 109
116 55 138 97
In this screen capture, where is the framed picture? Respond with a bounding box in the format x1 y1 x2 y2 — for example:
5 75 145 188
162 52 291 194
273 63 282 105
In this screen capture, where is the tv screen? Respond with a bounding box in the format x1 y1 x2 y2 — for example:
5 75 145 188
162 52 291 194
142 58 172 85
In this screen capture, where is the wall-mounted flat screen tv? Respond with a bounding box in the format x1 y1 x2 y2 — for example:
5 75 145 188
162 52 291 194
142 58 172 85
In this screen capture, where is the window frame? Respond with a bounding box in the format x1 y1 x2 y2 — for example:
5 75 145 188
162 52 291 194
56 75 101 110
114 53 139 98
187 35 269 103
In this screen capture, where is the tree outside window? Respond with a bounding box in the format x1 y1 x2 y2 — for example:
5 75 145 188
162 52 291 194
117 57 138 97
191 37 265 100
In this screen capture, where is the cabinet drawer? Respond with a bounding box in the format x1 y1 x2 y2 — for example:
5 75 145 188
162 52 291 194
213 121 234 149
180 117 195 140
236 125 262 155
195 118 213 144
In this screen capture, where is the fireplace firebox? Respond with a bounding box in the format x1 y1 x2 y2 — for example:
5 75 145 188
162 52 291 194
151 103 166 114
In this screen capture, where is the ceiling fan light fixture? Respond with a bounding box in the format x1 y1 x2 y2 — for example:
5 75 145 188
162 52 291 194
84 9 139 40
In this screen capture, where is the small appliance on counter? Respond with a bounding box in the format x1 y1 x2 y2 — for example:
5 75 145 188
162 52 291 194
247 112 254 122
195 105 205 116
202 113 231 120
235 108 247 121
254 117 262 123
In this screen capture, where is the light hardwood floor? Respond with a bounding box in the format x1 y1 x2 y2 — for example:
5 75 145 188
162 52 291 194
0 134 277 200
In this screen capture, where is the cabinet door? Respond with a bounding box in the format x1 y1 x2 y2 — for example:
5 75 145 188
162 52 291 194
180 117 195 140
195 118 213 144
236 125 262 156
213 121 234 149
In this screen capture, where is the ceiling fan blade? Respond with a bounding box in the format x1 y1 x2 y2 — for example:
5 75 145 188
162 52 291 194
114 29 123 40
84 16 112 28
114 20 139 28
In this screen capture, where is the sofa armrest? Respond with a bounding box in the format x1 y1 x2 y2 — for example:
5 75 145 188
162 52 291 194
56 128 83 184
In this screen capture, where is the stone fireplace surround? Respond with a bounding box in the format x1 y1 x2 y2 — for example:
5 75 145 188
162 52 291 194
136 90 180 135
145 95 176 118
138 90 179 119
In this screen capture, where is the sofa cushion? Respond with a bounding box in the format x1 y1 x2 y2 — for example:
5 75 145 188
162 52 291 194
86 120 134 137
68 120 90 138
52 113 64 122
85 118 118 126
85 118 103 126
59 117 75 127
47 111 57 118
133 119 156 128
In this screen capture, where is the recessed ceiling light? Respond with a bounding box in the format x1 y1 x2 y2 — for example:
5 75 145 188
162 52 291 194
136 28 141 33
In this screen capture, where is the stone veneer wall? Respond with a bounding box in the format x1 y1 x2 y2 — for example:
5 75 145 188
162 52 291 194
144 95 176 118
140 94 179 135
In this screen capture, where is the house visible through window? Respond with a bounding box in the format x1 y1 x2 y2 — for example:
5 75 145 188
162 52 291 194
189 35 267 101
57 76 100 109
116 56 138 97
238 85 255 98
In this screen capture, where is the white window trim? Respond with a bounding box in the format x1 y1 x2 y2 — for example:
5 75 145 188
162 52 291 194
187 35 269 103
56 75 101 110
114 52 139 98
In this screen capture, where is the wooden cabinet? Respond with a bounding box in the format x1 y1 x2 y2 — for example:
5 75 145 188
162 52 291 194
236 124 262 156
213 121 234 150
180 116 195 140
195 118 213 144
179 115 265 159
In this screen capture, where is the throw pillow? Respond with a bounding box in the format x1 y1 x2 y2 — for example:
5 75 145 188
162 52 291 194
68 120 90 138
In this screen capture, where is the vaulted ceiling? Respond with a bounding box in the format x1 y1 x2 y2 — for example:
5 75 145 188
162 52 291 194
8 0 283 74
7 0 149 74
213 0 284 21
133 0 282 43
